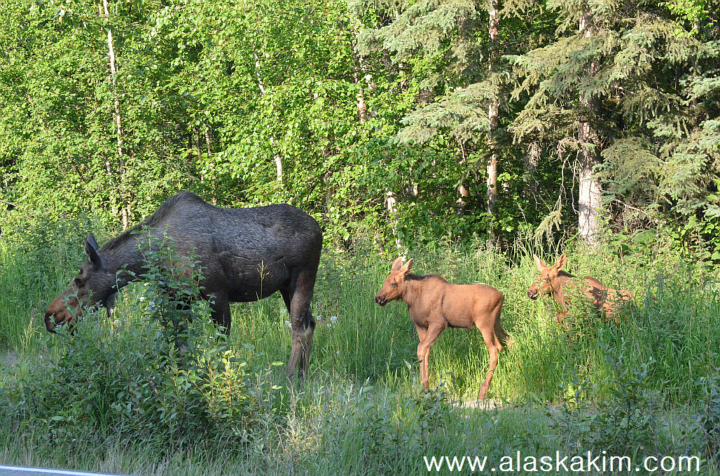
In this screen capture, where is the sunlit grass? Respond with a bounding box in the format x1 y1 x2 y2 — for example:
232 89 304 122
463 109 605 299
3 232 718 402
1 230 719 474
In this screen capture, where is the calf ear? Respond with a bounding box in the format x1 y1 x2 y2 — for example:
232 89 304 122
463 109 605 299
400 258 414 275
555 253 567 271
391 257 403 271
85 234 102 269
533 255 547 270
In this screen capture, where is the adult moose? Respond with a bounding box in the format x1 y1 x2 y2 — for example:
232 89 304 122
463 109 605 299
375 258 507 401
44 191 323 380
527 254 634 323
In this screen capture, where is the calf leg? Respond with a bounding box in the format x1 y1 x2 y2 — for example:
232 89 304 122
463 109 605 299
416 325 444 392
415 326 428 389
283 268 318 380
477 327 502 401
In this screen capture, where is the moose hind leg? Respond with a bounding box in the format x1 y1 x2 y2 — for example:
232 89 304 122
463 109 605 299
283 269 318 380
478 328 502 401
210 295 232 334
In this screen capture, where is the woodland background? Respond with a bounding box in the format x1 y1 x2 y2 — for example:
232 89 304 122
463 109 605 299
1 1 720 474
0 0 717 254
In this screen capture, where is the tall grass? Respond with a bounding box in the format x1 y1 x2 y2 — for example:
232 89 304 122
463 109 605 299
223 238 719 404
0 217 98 350
1 223 720 474
2 225 719 401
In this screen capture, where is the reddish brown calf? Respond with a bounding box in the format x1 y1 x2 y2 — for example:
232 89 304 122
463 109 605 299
527 254 634 323
375 258 507 400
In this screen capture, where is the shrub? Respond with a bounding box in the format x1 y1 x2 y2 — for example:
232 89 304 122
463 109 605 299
550 342 660 458
324 383 454 474
696 373 720 467
0 232 280 449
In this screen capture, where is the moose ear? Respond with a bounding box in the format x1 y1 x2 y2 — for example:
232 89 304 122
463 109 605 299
555 253 567 271
533 255 547 271
86 233 99 252
391 257 403 272
84 233 102 269
400 258 414 275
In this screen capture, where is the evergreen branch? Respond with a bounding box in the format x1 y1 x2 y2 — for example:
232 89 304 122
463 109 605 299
0 199 21 208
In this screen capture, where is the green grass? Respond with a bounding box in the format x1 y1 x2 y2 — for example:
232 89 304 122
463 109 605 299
1 228 720 474
226 241 720 404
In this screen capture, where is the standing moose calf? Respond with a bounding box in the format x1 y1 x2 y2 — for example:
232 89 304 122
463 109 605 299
375 258 507 400
44 191 322 380
527 254 634 323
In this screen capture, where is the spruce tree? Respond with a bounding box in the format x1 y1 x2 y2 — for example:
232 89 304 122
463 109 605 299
509 0 718 245
354 0 555 240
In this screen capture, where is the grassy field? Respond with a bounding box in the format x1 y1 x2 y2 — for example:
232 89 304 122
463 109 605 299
1 224 719 475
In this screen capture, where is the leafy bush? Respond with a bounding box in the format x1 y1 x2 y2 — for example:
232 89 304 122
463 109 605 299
550 342 660 458
0 212 100 350
0 233 280 449
323 383 454 474
696 373 720 466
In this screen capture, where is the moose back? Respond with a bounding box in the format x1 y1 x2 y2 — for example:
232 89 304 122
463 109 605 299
44 191 323 379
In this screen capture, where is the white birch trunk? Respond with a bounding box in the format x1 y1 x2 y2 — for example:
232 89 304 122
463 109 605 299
577 11 602 245
103 0 129 229
386 191 402 250
486 0 500 235
351 21 369 123
355 71 367 123
254 51 282 183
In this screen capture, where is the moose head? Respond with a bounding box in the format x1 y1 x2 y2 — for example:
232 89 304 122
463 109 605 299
374 257 414 306
44 233 117 332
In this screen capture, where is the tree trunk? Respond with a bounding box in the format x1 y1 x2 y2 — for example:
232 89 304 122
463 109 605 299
271 138 283 182
351 21 369 123
254 51 283 183
354 71 368 123
103 0 129 229
577 10 602 245
386 191 402 250
486 0 500 237
204 127 212 155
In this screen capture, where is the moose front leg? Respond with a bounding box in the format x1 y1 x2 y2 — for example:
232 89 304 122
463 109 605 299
416 324 444 392
478 328 502 401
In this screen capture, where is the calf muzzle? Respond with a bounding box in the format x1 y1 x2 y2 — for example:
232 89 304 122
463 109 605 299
527 284 540 300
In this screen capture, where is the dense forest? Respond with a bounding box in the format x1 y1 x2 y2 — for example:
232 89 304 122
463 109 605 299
2 2 720 473
0 0 717 253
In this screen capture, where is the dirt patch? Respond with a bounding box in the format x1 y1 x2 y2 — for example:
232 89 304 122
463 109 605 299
0 351 19 370
455 398 503 410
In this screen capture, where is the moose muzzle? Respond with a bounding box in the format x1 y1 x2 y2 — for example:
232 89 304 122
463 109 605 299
44 294 80 332
527 284 540 300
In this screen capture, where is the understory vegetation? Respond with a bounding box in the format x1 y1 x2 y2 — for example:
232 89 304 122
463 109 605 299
1 221 719 474
1 0 718 473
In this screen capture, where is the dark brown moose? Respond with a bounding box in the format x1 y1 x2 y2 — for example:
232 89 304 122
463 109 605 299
375 258 507 400
527 254 634 323
44 191 323 380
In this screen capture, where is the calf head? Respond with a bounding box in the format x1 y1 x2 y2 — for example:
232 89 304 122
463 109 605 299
44 233 117 332
527 253 567 299
375 257 413 306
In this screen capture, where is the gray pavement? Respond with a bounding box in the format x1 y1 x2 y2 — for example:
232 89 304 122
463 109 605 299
0 465 132 476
